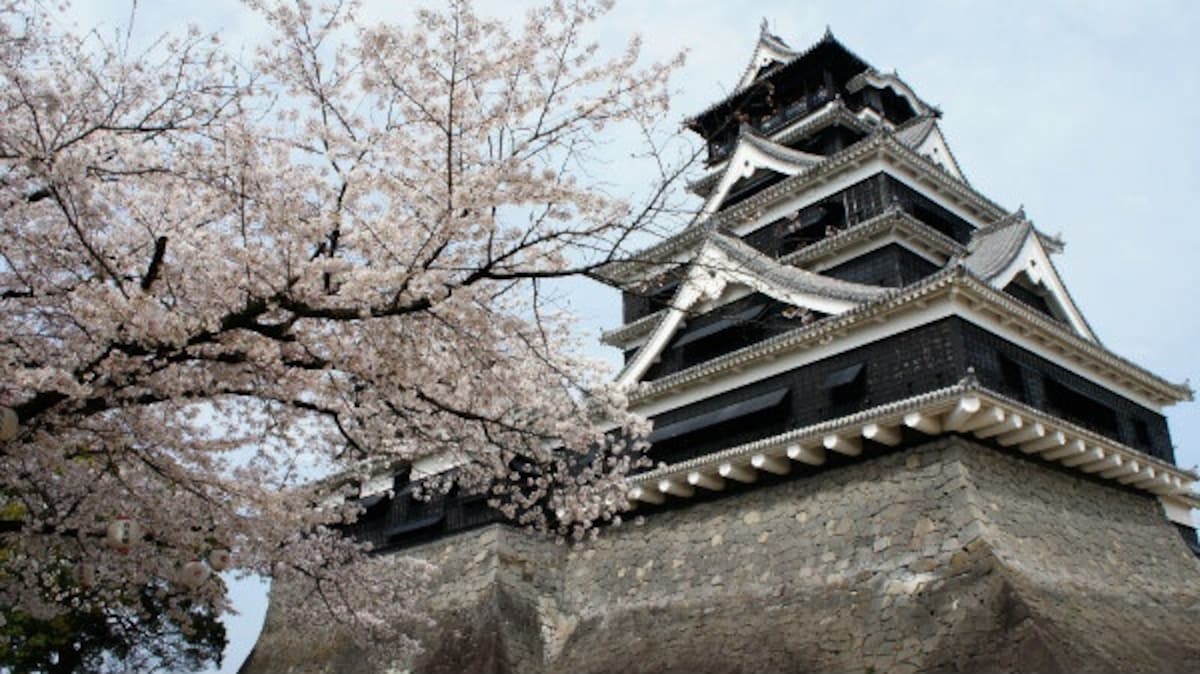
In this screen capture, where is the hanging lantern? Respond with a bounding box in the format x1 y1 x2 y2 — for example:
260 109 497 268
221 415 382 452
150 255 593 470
208 548 231 572
105 517 141 554
180 560 210 589
0 407 18 442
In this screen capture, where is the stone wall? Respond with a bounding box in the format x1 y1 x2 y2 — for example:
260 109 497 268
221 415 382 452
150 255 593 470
241 438 1200 674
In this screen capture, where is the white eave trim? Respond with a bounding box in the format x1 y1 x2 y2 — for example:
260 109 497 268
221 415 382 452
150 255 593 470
736 29 801 91
616 241 865 387
626 386 1197 508
602 308 667 349
601 211 965 351
600 132 1009 288
628 270 1190 413
699 134 823 217
847 69 932 116
988 232 1097 342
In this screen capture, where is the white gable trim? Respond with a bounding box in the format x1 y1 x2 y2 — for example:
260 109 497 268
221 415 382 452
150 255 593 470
616 271 711 388
736 28 800 91
701 137 822 217
617 243 861 387
914 125 966 182
632 293 1162 421
689 99 851 197
848 70 930 116
602 133 1009 289
989 234 1097 342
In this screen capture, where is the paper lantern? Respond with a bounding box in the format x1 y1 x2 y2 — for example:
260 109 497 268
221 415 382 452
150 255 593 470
180 560 210 589
208 548 231 572
105 517 141 553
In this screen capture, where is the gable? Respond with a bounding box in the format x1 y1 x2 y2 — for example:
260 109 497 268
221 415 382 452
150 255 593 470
735 21 801 91
699 134 823 217
616 238 884 387
914 125 967 182
846 69 932 117
966 223 1097 342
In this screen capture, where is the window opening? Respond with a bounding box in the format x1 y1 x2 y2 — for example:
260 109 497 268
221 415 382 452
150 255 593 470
997 354 1027 402
826 363 867 415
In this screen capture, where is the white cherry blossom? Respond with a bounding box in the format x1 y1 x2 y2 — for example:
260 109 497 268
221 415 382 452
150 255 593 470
0 0 684 662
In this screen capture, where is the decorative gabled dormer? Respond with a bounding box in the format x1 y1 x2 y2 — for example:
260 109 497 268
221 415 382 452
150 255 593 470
960 209 1097 341
845 68 935 119
892 116 968 182
734 19 802 91
697 128 824 216
617 233 887 387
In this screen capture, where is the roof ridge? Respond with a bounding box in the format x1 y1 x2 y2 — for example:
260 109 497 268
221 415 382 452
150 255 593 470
971 207 1028 239
708 231 890 302
738 126 825 164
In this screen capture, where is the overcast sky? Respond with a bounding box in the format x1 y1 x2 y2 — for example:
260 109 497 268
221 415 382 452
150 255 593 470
50 1 1200 671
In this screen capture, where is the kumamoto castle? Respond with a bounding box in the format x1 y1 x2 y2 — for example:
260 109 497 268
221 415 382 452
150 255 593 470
243 25 1200 673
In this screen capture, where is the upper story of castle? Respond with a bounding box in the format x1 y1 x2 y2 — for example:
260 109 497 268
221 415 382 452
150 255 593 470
687 23 943 170
591 23 1196 520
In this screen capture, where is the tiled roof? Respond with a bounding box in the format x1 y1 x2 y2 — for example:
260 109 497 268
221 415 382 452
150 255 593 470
961 210 1032 281
959 210 1102 343
780 208 967 268
599 130 1010 287
689 101 872 196
845 69 936 116
603 210 963 348
731 20 802 93
740 128 824 165
708 232 890 303
630 266 1192 407
891 115 938 148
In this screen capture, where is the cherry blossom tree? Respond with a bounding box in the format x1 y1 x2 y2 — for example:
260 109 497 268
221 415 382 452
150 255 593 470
0 0 686 663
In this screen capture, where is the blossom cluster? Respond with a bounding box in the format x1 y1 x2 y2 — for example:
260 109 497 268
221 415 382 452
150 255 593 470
0 0 682 661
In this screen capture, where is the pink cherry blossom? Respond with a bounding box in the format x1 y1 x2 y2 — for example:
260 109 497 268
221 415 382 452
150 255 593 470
0 0 685 662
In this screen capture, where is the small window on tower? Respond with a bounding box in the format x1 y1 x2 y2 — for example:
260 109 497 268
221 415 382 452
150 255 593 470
1133 419 1153 450
1043 377 1118 437
825 363 867 414
997 354 1027 402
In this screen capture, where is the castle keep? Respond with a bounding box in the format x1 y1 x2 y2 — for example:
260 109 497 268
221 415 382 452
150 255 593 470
243 25 1200 674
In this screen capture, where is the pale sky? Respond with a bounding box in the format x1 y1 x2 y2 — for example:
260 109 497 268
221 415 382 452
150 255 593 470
49 1 1200 672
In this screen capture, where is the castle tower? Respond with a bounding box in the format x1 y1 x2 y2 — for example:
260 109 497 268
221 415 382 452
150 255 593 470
598 23 1199 549
242 25 1200 674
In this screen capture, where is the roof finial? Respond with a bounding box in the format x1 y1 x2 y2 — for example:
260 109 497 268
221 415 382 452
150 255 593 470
959 366 980 388
823 24 834 40
760 17 770 35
